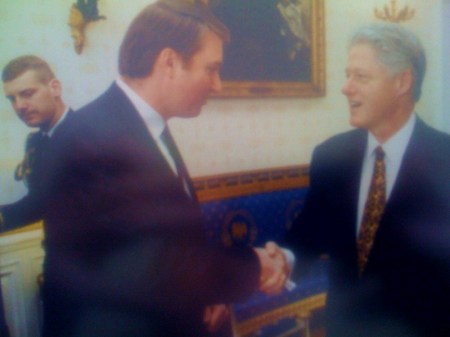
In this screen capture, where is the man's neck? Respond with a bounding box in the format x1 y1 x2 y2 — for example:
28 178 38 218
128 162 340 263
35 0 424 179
42 103 67 134
121 75 170 121
372 103 415 144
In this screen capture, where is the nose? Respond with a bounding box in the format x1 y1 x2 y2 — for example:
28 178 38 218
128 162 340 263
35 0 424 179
210 72 222 94
341 77 354 96
14 97 28 112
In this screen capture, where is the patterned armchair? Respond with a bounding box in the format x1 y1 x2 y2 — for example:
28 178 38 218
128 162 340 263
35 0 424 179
193 165 328 337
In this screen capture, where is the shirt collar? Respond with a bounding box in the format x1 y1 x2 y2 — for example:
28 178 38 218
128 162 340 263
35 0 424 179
115 77 166 138
47 107 70 137
367 113 416 160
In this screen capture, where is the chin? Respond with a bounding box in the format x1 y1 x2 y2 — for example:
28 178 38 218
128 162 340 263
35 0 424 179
349 117 359 128
349 114 365 129
25 121 40 128
185 108 202 118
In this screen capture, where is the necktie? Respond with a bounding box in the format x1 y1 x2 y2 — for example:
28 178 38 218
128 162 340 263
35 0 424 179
357 146 386 276
160 127 194 198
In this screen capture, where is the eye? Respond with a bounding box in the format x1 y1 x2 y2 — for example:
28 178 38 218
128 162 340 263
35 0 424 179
21 89 36 98
355 73 369 82
206 63 222 75
206 66 216 74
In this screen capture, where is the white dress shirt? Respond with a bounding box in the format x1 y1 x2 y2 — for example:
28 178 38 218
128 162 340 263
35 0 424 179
47 107 70 137
356 114 416 235
115 78 178 175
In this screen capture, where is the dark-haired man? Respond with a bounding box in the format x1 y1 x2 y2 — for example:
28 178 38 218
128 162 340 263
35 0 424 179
42 1 289 337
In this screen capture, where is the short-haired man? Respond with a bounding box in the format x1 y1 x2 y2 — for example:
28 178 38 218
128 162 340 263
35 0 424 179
0 55 73 231
42 1 289 337
286 23 450 337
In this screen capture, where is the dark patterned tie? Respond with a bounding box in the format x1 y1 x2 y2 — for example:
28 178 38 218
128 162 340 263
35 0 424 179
160 127 194 198
357 146 386 276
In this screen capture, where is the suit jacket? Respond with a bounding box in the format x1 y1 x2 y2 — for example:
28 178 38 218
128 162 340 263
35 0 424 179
0 110 75 231
286 118 450 337
42 83 260 337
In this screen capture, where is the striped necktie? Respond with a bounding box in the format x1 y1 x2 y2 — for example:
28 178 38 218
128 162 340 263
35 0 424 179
357 146 386 276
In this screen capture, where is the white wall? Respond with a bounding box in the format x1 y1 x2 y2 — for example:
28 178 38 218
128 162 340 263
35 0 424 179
443 0 450 133
0 0 448 204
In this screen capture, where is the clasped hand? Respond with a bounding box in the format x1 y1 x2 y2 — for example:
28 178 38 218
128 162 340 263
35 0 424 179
255 241 291 295
203 242 291 332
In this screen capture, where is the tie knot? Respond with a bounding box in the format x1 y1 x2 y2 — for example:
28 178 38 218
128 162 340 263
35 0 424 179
374 146 385 160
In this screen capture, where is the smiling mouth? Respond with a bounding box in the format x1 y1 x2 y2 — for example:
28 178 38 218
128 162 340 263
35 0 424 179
349 101 362 109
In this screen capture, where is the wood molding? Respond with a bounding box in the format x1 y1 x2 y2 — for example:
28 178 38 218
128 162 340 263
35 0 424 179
193 165 310 202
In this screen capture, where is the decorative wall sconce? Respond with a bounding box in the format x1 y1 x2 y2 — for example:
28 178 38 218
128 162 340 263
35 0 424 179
374 0 415 23
68 0 106 54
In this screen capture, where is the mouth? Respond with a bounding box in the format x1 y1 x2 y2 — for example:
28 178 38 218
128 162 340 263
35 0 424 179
21 113 33 121
349 101 362 109
20 112 37 124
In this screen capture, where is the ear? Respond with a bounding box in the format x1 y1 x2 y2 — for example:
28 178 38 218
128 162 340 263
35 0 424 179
156 48 183 79
48 78 62 97
395 69 414 98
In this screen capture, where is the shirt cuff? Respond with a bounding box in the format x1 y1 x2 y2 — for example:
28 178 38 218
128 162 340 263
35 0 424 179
282 248 297 291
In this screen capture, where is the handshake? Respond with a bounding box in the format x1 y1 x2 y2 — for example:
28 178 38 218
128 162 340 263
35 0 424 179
254 241 293 295
203 241 293 333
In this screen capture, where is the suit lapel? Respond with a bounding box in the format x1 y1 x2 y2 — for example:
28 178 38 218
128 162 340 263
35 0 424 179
105 83 197 200
334 130 368 272
383 118 426 217
346 130 368 242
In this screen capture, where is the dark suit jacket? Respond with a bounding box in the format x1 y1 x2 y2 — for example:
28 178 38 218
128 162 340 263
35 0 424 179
286 118 450 337
0 110 75 231
42 83 260 337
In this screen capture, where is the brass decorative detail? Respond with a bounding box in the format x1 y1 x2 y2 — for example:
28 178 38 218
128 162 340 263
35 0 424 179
374 0 415 23
68 0 106 54
233 293 327 337
222 210 257 247
193 165 310 203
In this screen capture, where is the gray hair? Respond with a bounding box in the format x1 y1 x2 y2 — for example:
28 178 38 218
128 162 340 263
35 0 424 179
349 23 426 102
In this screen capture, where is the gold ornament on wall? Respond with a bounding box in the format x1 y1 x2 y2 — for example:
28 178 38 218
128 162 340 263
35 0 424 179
68 0 106 54
374 0 415 23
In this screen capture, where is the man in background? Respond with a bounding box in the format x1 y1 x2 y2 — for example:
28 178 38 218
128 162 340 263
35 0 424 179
0 54 74 337
42 1 289 337
286 23 450 336
0 55 73 231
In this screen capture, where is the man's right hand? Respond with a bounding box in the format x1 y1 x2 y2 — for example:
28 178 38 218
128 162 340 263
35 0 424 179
254 242 290 295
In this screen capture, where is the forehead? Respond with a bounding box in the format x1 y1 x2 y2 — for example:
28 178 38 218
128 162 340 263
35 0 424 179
348 43 378 62
346 43 390 72
190 29 224 63
4 70 42 93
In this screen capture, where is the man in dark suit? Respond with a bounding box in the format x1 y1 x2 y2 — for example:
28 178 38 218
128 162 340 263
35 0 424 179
0 54 74 337
42 1 289 337
285 23 450 336
0 55 73 231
